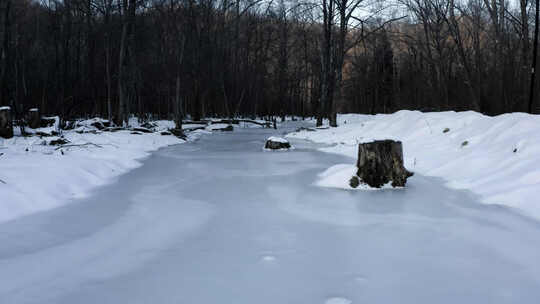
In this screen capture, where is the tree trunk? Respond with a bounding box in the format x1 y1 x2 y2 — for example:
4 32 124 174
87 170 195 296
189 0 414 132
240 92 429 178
117 19 128 126
529 0 539 114
0 0 11 106
355 140 413 188
0 106 13 138
174 75 182 129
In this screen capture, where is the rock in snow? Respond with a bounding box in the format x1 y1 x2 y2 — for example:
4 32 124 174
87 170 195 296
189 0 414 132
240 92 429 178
264 136 292 150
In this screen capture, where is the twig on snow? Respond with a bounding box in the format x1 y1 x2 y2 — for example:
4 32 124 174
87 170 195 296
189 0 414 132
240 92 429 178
55 142 103 150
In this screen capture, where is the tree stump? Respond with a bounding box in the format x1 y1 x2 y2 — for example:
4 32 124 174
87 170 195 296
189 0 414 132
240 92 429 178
0 106 13 139
169 128 187 139
356 140 413 188
27 108 41 129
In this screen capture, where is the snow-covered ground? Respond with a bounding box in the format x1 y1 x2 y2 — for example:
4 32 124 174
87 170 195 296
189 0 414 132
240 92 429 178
0 119 185 223
1 126 539 303
287 111 540 220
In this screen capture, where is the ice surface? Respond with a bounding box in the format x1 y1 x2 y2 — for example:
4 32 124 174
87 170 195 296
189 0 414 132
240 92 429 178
0 123 540 303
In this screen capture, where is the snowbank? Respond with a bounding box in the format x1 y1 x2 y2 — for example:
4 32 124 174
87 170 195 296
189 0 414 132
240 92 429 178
0 127 184 223
205 123 233 131
287 111 540 220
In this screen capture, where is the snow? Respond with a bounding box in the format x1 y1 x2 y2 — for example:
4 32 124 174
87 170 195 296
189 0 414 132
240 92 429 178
153 120 176 131
1 127 539 303
287 111 540 220
29 108 38 112
182 123 206 130
0 125 185 223
315 164 395 190
261 255 277 262
266 136 289 143
76 117 110 127
205 123 232 131
0 106 10 111
325 297 352 304
21 126 57 136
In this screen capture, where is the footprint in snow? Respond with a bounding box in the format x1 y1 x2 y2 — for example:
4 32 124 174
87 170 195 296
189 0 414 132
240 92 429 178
325 297 352 304
354 276 368 283
261 255 276 262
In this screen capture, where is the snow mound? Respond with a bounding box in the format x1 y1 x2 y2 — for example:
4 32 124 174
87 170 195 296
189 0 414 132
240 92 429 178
0 122 185 223
261 255 276 262
288 111 540 220
315 164 395 190
152 120 176 131
325 297 352 304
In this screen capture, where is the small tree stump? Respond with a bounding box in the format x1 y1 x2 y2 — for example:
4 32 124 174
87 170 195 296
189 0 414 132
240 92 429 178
27 108 41 129
356 140 413 188
169 128 187 139
0 106 13 139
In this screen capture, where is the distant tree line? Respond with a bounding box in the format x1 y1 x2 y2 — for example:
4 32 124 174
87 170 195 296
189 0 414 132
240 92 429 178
343 0 540 115
0 0 538 129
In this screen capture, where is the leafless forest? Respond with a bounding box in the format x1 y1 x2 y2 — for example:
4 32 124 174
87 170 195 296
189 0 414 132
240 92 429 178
1 0 539 127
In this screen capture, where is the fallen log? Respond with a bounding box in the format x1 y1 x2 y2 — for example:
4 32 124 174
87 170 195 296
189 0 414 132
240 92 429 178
183 126 206 132
182 119 272 128
237 119 272 127
131 127 153 133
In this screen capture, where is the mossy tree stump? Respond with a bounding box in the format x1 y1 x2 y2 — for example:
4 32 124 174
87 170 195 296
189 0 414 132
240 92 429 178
0 106 13 139
356 140 413 188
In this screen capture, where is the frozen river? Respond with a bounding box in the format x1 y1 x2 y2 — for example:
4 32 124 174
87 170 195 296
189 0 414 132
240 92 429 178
1 123 540 304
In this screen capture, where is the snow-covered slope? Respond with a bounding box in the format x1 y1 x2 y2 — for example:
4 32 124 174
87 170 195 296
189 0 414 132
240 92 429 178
287 111 540 220
0 127 184 223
